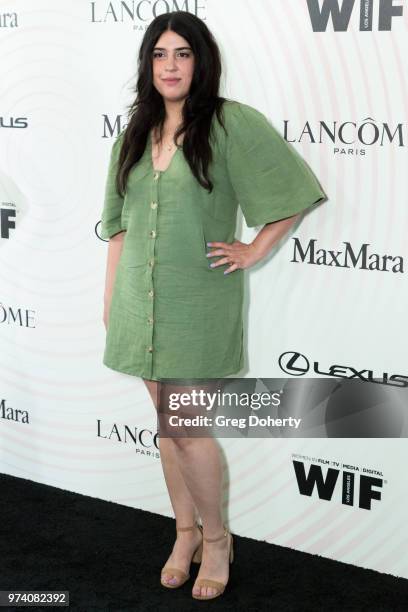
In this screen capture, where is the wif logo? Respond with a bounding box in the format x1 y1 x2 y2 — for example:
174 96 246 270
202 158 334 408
1 207 16 239
293 460 383 510
307 0 404 32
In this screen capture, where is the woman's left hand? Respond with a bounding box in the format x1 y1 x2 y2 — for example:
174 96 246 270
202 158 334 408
206 239 263 275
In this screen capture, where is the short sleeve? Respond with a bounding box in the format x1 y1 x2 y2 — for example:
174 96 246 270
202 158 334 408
100 133 126 240
225 102 327 227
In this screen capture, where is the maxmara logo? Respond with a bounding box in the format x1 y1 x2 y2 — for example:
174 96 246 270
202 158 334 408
279 351 408 387
90 1 206 25
1 399 29 424
291 238 404 273
102 115 126 138
0 12 18 28
284 118 405 153
307 0 404 32
292 459 384 510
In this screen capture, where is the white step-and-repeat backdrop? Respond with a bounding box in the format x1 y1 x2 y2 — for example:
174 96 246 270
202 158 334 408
1 1 407 580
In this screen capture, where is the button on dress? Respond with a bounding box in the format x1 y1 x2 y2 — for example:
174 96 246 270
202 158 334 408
100 100 327 381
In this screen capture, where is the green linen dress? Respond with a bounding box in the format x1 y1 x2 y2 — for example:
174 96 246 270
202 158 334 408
100 99 327 381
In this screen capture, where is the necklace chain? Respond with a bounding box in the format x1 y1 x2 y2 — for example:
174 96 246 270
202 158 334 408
153 126 181 152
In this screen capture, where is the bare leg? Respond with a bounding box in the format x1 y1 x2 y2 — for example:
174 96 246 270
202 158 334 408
143 378 202 586
158 380 231 598
170 436 231 597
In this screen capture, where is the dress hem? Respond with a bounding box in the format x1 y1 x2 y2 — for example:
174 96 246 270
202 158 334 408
102 360 244 381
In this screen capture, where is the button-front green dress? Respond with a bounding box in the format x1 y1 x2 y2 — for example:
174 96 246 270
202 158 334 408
100 100 327 381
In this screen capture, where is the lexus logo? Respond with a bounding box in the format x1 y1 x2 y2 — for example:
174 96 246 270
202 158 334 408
279 351 310 375
279 351 408 387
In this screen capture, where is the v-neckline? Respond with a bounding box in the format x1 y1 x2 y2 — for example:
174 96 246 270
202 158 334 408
148 130 180 174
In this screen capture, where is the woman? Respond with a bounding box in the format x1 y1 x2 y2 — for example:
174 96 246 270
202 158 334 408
101 11 326 601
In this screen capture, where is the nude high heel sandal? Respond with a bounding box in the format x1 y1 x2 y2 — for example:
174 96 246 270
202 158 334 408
160 521 203 589
192 524 234 600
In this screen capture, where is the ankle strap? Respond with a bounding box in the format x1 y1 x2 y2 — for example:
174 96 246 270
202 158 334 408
176 520 201 532
203 525 229 542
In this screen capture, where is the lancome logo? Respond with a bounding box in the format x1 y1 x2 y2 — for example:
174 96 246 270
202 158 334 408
0 12 18 28
307 0 404 32
284 118 405 153
291 238 404 273
0 302 36 328
97 419 160 457
90 1 206 26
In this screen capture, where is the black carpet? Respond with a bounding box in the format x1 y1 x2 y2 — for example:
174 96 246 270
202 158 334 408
1 472 407 611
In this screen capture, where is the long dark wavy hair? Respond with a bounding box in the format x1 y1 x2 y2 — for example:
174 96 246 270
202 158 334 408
115 11 229 196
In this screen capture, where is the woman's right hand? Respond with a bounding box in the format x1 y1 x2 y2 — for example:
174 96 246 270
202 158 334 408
103 295 111 331
103 231 126 331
